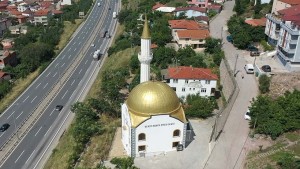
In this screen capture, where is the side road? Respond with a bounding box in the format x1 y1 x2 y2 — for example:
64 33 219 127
206 1 258 169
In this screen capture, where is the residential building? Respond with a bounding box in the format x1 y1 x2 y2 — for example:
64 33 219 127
1 39 14 50
187 0 209 8
271 0 300 14
17 15 27 24
17 2 28 12
34 9 50 25
9 24 28 34
245 18 267 27
173 6 207 18
0 18 11 36
265 2 300 71
161 66 218 99
0 71 11 82
0 50 17 70
174 29 210 49
152 2 175 13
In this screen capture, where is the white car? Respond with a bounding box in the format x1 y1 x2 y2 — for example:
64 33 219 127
244 109 251 120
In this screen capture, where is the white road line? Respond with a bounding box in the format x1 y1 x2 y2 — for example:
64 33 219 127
79 42 81 45
6 111 15 120
73 42 76 45
74 48 77 51
15 150 25 163
25 149 36 164
83 36 85 39
85 60 88 64
44 126 52 137
46 72 51 77
68 55 71 59
68 48 71 51
0 132 5 137
35 126 42 136
54 63 59 68
61 90 68 100
61 63 65 67
79 69 82 74
35 83 41 89
23 96 29 103
16 111 23 119
61 55 66 59
43 83 48 89
31 96 37 103
49 110 55 116
52 72 57 77
71 79 75 86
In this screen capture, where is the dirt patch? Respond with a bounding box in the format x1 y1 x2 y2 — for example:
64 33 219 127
267 72 300 99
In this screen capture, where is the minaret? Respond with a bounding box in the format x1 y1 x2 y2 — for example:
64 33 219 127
138 15 153 83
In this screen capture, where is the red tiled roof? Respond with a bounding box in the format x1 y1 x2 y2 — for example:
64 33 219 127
245 18 267 27
168 66 218 80
177 29 210 39
152 2 165 10
278 4 300 16
151 43 158 49
10 10 22 15
34 9 49 16
52 9 63 14
282 14 300 25
174 6 206 13
168 20 205 30
208 4 222 10
279 0 300 5
7 5 17 9
40 1 52 8
195 16 209 22
3 44 12 50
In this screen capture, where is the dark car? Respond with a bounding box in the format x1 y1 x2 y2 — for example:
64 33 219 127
250 51 260 56
0 123 10 132
262 65 271 72
55 105 63 111
226 35 233 43
247 45 259 51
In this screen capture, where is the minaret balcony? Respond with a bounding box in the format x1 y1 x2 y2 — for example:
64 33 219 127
138 52 153 63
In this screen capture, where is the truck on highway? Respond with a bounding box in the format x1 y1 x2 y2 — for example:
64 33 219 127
93 50 101 60
113 12 117 19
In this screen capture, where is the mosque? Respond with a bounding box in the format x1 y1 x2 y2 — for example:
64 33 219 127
121 17 188 157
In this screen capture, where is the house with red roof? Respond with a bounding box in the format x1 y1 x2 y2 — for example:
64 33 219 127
187 0 209 8
265 2 300 71
245 18 267 27
173 6 207 18
0 71 11 82
271 0 300 14
152 2 165 10
0 50 17 70
161 66 218 99
34 9 51 25
0 18 11 36
175 29 210 50
1 39 14 50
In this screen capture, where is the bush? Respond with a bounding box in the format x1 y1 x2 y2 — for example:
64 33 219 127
185 94 217 118
259 74 271 94
261 40 275 51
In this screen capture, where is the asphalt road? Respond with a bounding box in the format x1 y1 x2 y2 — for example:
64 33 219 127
0 0 119 168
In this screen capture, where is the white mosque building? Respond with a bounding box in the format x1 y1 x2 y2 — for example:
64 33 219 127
121 16 188 157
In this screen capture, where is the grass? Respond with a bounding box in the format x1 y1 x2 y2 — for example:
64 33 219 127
0 69 40 114
287 142 300 155
285 132 300 142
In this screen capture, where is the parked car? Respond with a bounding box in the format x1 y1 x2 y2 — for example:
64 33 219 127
0 123 10 132
55 105 63 111
250 51 260 56
262 65 271 72
247 45 258 51
244 64 254 74
244 109 251 120
226 35 233 43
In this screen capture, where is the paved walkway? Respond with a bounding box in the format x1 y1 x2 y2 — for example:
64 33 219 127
205 1 259 169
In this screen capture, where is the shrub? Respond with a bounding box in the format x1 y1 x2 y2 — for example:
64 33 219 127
259 74 271 94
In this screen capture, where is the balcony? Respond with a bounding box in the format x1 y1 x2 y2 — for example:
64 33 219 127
277 48 291 62
287 39 298 45
281 22 300 36
266 14 281 24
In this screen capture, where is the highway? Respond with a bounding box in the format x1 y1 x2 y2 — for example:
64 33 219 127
0 0 119 168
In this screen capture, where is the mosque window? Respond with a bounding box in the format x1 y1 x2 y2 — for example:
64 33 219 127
173 129 180 137
138 133 146 141
172 142 179 148
138 145 146 151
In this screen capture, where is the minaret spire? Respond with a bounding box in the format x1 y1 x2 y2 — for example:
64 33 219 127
138 15 153 83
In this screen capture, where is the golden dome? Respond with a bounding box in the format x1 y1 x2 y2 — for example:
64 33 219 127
126 81 186 127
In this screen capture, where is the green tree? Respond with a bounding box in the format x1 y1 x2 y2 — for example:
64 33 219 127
185 94 217 118
259 74 271 94
204 38 222 54
110 157 138 169
152 47 176 68
0 81 12 99
130 54 140 73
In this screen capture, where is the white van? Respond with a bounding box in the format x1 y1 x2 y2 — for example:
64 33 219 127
244 64 254 74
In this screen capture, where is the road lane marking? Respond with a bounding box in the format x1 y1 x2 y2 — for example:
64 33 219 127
35 83 41 89
46 72 51 77
79 41 81 45
15 150 25 163
31 96 37 103
74 48 77 51
49 110 55 116
68 48 71 51
85 60 88 64
73 42 76 45
83 36 85 39
25 149 36 164
61 55 66 59
35 126 42 136
61 90 68 100
6 111 15 119
54 63 59 68
68 55 71 59
71 79 75 86
79 69 82 74
44 126 52 137
0 132 4 137
52 72 57 77
23 96 29 103
61 63 65 67
16 111 23 119
43 83 48 89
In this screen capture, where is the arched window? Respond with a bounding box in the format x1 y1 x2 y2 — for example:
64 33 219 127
173 129 180 137
138 133 146 141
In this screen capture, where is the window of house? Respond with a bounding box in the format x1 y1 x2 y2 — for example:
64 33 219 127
172 87 176 91
173 129 180 137
173 79 178 83
193 88 195 90
182 88 185 92
185 38 189 41
138 145 146 151
189 88 191 91
185 80 188 84
205 80 210 84
201 88 206 93
172 142 179 148
138 133 146 141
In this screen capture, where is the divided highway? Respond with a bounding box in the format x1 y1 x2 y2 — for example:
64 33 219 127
0 0 119 168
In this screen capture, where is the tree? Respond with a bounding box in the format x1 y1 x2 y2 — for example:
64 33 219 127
130 54 140 73
204 38 222 54
110 157 138 169
152 47 176 68
259 74 271 94
185 94 217 118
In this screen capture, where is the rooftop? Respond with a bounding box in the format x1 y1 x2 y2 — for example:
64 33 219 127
152 2 165 10
176 29 210 39
166 66 218 80
245 18 267 27
169 19 206 30
279 0 300 5
174 6 206 13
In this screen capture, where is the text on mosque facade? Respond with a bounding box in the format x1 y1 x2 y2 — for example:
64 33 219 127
144 123 175 128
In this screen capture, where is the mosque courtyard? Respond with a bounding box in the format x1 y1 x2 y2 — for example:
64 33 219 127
106 118 214 169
